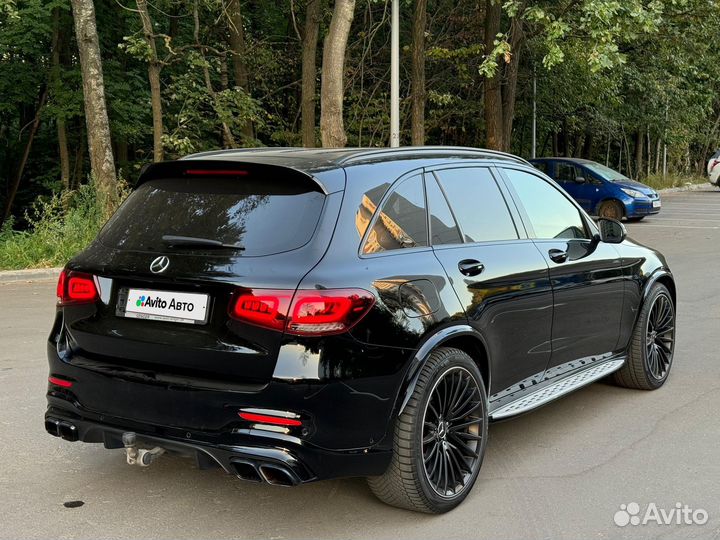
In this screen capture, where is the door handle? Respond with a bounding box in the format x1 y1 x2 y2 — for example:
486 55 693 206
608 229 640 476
458 259 485 276
548 248 568 264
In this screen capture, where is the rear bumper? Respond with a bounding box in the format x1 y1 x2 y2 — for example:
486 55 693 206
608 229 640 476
44 404 390 484
45 335 407 481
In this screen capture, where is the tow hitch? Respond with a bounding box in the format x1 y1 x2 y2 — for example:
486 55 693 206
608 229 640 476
122 432 166 467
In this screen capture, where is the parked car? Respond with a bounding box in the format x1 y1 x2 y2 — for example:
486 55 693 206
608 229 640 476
707 149 720 186
530 157 661 221
45 147 676 513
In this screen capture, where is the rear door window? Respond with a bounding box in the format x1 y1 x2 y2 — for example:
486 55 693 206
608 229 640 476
363 175 428 254
99 176 326 256
434 168 518 243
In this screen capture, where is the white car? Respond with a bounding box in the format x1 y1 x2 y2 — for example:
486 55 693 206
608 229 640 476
708 149 720 185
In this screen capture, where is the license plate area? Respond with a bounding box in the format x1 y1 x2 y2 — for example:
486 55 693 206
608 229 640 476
652 200 661 208
116 288 210 325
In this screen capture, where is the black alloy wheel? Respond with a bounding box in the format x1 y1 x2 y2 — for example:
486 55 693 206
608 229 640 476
368 347 488 513
645 291 675 380
422 366 484 498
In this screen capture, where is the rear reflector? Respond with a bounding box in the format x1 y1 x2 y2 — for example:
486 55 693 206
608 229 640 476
184 169 249 176
229 288 375 336
57 270 99 305
238 412 302 427
48 376 73 388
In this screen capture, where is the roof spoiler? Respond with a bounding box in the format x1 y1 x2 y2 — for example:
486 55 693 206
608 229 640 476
135 160 328 194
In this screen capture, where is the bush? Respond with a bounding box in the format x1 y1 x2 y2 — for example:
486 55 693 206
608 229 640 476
0 181 128 271
641 173 707 190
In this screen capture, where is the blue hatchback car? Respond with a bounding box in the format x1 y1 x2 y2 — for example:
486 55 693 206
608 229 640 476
530 158 661 221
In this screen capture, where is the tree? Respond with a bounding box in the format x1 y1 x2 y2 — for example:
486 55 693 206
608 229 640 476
226 0 253 141
301 0 324 147
320 0 355 148
70 0 117 213
410 0 427 145
136 0 163 161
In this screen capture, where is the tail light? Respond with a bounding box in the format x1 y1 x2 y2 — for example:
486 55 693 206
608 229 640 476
711 160 720 172
56 269 99 305
230 288 375 336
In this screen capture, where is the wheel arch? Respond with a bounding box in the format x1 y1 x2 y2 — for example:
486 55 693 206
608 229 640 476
396 325 490 416
634 269 676 329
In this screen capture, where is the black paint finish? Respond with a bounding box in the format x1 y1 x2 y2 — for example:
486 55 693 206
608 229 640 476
45 147 674 483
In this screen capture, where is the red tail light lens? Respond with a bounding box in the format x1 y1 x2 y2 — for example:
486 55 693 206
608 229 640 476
711 160 720 172
57 270 99 305
230 290 293 332
48 376 73 388
229 288 375 336
288 290 375 335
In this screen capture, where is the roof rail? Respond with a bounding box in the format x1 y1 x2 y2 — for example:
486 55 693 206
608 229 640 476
337 146 530 166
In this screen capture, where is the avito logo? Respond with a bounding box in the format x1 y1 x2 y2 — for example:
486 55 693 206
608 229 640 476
135 295 195 312
136 295 168 309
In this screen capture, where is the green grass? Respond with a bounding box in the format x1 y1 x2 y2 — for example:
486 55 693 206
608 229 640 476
641 173 708 191
0 182 127 271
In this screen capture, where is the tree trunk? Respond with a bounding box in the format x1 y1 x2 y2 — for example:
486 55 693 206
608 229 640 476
70 0 117 214
483 0 503 151
320 0 355 148
581 130 594 159
301 0 323 147
136 0 164 161
634 130 644 180
51 8 71 190
410 0 427 146
227 0 253 141
501 16 523 152
654 135 661 174
0 87 48 226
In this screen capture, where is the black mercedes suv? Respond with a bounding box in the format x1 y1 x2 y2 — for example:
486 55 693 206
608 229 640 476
45 147 676 513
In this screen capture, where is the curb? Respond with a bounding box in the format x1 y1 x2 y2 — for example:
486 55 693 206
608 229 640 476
658 182 714 194
0 267 62 284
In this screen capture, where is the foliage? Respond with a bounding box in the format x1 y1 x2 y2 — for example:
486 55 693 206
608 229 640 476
0 179 129 270
1 0 720 269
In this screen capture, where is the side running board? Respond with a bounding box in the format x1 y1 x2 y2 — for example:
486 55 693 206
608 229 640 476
490 358 625 420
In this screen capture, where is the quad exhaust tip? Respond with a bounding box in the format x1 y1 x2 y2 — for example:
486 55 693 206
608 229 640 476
45 417 79 442
232 461 298 486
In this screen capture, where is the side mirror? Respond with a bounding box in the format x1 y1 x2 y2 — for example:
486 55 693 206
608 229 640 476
597 218 626 244
574 176 587 184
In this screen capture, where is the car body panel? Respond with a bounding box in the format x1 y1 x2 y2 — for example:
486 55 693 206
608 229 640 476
46 147 675 484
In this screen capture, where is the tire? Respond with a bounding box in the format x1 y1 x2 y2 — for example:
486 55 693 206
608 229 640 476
626 216 645 222
368 347 488 513
598 199 624 220
613 283 675 390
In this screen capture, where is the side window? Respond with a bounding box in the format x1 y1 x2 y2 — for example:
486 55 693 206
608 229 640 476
426 175 462 245
503 169 589 240
556 163 577 183
363 175 428 254
435 168 518 243
532 161 549 175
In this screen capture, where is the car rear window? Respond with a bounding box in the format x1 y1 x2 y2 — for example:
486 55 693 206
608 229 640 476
98 176 325 256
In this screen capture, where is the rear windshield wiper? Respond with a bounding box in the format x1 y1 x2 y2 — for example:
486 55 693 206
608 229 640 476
161 235 245 250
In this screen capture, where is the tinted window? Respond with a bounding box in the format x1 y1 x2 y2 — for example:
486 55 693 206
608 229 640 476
556 162 578 183
363 175 428 254
99 176 325 256
426 175 462 245
503 169 589 240
532 161 550 175
356 182 391 240
435 168 518 243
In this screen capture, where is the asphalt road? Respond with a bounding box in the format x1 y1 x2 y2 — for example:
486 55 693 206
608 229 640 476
1 189 719 540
